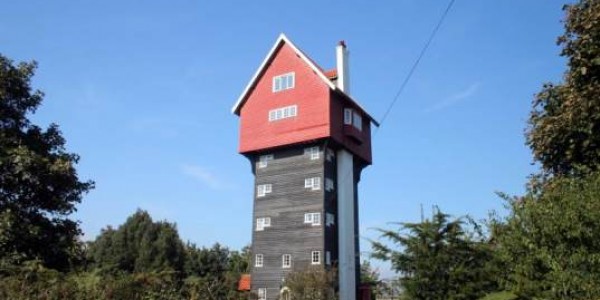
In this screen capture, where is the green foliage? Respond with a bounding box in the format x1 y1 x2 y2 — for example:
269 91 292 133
478 291 517 300
183 243 249 300
87 209 186 273
372 209 499 300
526 0 600 177
283 267 338 300
0 54 94 271
495 172 600 299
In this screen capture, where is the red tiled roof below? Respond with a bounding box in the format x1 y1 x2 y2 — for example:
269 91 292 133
324 69 337 79
238 274 251 291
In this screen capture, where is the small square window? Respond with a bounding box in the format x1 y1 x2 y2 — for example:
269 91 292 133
325 178 334 191
273 72 295 92
326 213 335 226
257 184 272 197
258 154 273 168
305 146 320 160
304 212 321 226
258 288 267 300
282 254 291 268
256 217 271 231
255 254 263 267
311 251 321 265
304 177 321 191
344 108 353 125
353 111 363 131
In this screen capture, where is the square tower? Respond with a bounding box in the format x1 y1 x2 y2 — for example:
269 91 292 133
232 34 377 300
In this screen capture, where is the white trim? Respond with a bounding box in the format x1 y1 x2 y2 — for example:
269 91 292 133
282 254 292 268
311 251 321 265
272 72 295 92
256 217 271 231
258 154 274 168
255 254 264 267
258 288 267 300
232 33 335 114
304 212 321 226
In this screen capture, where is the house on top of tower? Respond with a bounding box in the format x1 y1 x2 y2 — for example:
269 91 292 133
232 33 378 165
232 34 377 300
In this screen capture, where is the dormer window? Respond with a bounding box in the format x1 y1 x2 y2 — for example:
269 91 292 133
344 108 363 131
273 72 295 92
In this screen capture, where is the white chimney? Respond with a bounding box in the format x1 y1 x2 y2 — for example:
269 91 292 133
336 40 350 94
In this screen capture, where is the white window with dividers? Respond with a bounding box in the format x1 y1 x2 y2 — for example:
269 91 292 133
272 72 295 92
255 254 263 267
256 217 271 231
304 177 321 191
311 251 321 265
257 184 272 197
258 154 273 168
269 105 297 122
282 254 291 268
305 146 320 160
258 288 267 300
304 212 321 226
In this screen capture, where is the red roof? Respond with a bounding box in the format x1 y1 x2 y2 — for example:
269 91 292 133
238 274 251 291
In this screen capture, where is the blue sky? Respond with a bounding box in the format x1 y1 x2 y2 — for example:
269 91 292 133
2 1 568 277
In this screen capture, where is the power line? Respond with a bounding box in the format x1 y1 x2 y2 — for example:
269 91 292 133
375 0 456 132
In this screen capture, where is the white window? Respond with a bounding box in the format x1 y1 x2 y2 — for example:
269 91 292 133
326 148 335 162
304 177 321 191
282 254 291 268
257 184 272 197
311 251 321 265
325 178 334 191
256 217 271 231
273 72 295 92
344 108 353 125
258 288 267 300
305 146 320 160
255 254 263 267
353 111 363 131
326 213 335 226
304 213 321 226
326 251 331 265
343 108 363 131
269 105 298 122
258 154 274 168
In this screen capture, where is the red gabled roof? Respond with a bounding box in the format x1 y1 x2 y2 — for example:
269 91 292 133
238 274 251 291
231 33 378 126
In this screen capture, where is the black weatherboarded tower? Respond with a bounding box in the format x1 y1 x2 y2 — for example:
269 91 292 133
232 34 377 300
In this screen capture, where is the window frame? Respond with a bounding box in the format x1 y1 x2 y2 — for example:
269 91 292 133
268 105 298 122
282 254 292 268
304 212 321 226
311 251 321 265
257 184 272 197
255 254 264 267
305 146 320 160
304 177 321 191
256 217 271 231
258 154 274 169
258 288 267 300
272 72 295 92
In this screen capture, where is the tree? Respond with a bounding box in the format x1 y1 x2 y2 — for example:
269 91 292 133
495 173 600 299
526 0 600 177
0 54 93 271
283 267 338 300
360 260 381 299
184 243 250 300
87 210 186 273
371 209 498 300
